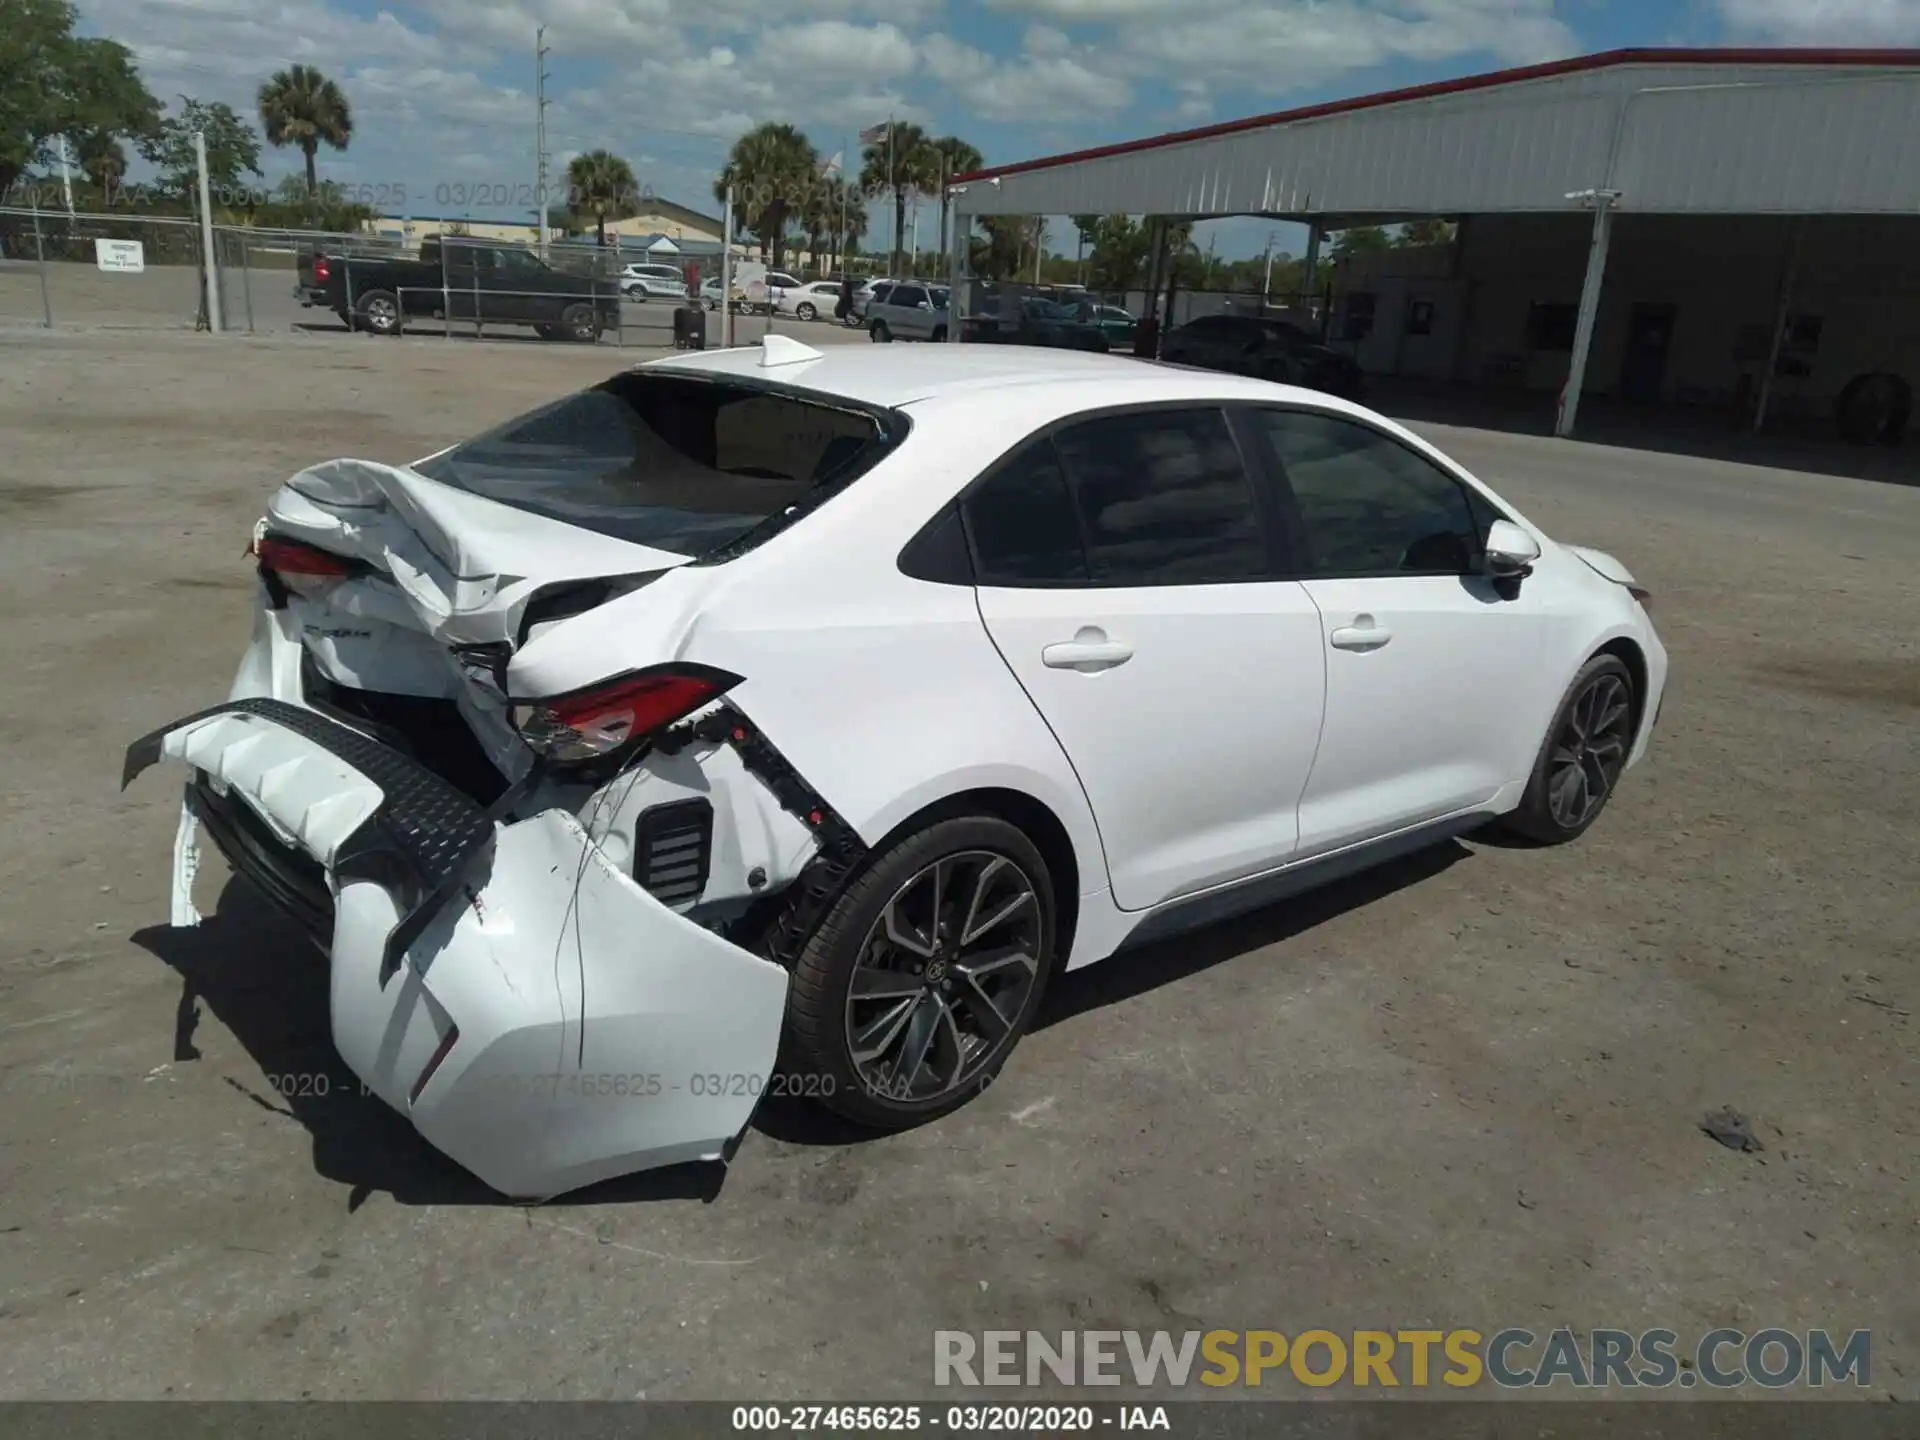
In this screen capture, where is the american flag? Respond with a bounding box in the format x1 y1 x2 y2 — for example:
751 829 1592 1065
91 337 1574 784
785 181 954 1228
858 123 891 146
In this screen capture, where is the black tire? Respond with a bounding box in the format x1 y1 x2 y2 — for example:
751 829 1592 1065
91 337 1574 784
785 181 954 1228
870 320 892 342
355 290 401 336
1497 654 1636 846
1835 372 1912 446
796 302 817 321
930 325 947 343
785 814 1059 1130
532 323 559 341
559 302 601 343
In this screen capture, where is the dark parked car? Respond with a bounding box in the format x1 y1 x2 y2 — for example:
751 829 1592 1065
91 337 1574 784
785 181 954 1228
296 237 621 342
1158 313 1364 397
961 295 1109 352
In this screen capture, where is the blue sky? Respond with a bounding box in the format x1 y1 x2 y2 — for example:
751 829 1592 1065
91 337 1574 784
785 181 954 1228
76 0 1917 259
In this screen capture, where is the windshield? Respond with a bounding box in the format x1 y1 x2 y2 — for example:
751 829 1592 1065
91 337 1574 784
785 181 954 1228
412 372 901 556
1022 299 1073 320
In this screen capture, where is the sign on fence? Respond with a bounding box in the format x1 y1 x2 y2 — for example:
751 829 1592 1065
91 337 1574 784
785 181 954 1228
94 239 145 273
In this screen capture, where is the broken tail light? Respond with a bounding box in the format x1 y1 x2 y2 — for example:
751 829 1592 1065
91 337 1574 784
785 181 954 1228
510 664 743 763
254 534 354 602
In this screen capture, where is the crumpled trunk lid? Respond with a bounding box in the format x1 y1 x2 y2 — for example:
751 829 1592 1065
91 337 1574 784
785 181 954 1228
267 457 690 646
263 457 691 781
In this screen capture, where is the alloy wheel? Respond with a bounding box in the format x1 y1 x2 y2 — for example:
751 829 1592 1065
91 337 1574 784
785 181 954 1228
844 851 1042 1105
1547 673 1633 829
363 296 397 333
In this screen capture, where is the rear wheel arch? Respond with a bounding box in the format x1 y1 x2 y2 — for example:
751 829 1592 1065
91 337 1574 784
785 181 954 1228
859 787 1082 968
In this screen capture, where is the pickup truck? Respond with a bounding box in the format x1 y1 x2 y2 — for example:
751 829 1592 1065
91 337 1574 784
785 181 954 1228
296 237 622 342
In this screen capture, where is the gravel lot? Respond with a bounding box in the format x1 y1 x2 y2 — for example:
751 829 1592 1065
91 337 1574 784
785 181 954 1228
0 327 1915 1401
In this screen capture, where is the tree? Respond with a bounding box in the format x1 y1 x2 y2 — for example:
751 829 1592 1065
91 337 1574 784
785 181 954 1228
138 97 263 205
926 134 981 263
257 64 352 196
859 121 936 276
1398 217 1456 248
0 0 160 196
715 122 818 271
75 131 126 193
1072 214 1101 280
830 178 867 272
1328 224 1393 265
1084 215 1151 292
567 148 640 247
967 214 1028 280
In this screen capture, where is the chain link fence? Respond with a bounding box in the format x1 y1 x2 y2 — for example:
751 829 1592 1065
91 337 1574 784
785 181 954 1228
0 205 720 349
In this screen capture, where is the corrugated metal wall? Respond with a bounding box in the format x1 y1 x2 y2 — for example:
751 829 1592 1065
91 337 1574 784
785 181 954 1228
958 63 1920 220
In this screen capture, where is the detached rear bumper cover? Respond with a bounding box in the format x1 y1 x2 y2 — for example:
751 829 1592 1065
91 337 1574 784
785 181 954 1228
124 701 787 1199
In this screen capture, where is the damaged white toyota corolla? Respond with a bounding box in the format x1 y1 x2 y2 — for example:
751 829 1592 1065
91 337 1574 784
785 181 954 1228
126 335 1667 1199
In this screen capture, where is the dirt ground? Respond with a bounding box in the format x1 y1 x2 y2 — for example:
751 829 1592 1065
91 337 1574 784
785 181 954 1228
0 327 1915 1401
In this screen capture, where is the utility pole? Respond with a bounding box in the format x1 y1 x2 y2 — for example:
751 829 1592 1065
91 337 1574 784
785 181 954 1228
534 25 552 259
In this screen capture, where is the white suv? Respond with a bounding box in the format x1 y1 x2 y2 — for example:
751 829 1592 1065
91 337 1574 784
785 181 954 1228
125 338 1667 1200
620 262 689 301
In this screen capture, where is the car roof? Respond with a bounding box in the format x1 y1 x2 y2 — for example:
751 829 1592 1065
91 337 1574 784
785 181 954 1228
636 342 1357 414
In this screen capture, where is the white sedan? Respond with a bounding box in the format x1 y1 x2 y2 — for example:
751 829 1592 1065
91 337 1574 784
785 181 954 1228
774 280 845 320
125 337 1667 1199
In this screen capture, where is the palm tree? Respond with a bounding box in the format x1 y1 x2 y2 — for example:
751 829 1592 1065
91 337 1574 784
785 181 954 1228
859 121 937 276
257 65 352 195
927 135 982 263
567 149 640 247
714 122 819 272
831 179 868 273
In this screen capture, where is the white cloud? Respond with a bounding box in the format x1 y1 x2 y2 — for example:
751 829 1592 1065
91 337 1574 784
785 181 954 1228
1716 0 1920 43
919 30 1132 121
757 20 919 78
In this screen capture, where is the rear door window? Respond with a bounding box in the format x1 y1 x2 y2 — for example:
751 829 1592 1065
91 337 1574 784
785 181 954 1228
1051 408 1273 586
413 373 902 557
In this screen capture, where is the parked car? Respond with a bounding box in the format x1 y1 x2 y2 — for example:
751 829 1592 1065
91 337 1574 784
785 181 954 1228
124 338 1667 1199
619 262 690 302
774 280 844 321
699 276 728 310
296 238 621 342
962 294 1110 352
866 281 951 342
742 270 802 314
851 278 889 321
1067 299 1139 348
1160 313 1364 397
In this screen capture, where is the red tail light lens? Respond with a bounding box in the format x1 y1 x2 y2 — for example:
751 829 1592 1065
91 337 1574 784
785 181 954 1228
254 534 353 600
511 664 743 763
313 256 331 281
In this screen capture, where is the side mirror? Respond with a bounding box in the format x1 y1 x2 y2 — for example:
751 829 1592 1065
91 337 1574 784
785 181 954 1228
1484 519 1541 578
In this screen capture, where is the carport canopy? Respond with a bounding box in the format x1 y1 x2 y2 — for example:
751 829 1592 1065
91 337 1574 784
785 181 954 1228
949 47 1920 436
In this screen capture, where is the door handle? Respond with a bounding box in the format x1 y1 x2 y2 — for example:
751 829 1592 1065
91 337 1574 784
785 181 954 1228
1329 616 1392 651
1043 628 1133 672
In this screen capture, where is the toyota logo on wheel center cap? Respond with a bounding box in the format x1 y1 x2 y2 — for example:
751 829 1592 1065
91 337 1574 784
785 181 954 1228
925 957 949 984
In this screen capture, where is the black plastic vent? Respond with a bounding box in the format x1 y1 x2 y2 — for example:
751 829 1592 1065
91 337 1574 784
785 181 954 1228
634 798 713 909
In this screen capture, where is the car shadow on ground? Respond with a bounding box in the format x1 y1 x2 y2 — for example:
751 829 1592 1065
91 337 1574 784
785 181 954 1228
133 840 1473 1201
750 838 1473 1150
132 878 727 1211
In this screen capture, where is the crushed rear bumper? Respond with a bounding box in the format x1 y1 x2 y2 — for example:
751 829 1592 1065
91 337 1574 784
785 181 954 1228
124 700 788 1200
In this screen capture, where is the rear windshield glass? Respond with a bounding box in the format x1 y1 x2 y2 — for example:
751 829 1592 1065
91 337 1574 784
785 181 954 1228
412 372 900 556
